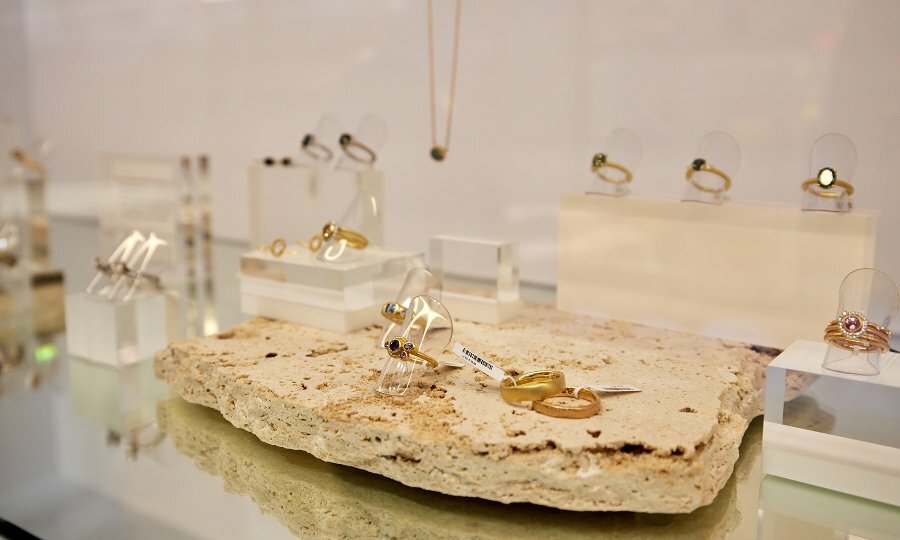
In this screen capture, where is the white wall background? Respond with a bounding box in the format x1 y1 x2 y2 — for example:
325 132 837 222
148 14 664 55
4 0 900 285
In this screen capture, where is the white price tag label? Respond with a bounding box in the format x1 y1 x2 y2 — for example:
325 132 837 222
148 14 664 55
452 343 509 382
588 384 641 393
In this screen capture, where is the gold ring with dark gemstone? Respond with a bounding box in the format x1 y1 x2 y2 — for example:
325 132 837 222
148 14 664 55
339 133 377 164
685 158 731 194
591 152 633 185
300 134 334 162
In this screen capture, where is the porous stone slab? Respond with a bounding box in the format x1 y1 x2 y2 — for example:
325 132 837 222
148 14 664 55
153 305 776 513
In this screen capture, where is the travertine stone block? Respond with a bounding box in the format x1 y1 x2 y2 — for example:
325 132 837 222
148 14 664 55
154 305 775 513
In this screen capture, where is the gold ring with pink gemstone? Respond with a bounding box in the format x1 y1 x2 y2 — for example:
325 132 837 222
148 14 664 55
823 310 891 353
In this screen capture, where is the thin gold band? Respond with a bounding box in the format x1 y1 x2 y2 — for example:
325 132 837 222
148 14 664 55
532 387 601 419
801 178 855 198
500 370 566 403
686 161 731 194
339 134 377 164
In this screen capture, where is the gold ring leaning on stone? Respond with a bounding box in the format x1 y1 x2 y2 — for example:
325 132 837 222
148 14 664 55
685 158 731 194
532 387 601 419
801 167 854 199
499 370 567 403
591 152 633 185
308 221 369 253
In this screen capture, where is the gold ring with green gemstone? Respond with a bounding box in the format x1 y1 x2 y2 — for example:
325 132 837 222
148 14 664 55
685 158 731 194
801 167 854 199
591 152 633 185
339 133 377 164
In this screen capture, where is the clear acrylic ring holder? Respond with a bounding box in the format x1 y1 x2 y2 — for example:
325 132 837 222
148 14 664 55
822 268 898 376
298 113 341 168
375 295 464 397
313 188 380 264
377 268 443 349
335 113 387 172
682 131 741 204
585 128 642 197
802 133 858 213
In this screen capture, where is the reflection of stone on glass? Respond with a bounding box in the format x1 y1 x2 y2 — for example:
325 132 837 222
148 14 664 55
429 236 519 301
158 397 753 539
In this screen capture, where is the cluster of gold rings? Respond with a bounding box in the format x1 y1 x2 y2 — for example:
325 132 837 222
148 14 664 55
801 167 854 199
823 310 891 353
685 158 731 194
259 222 369 258
501 371 601 419
591 152 633 185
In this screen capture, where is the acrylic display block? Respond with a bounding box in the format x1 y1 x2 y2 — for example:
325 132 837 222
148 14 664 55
557 194 877 348
64 291 181 366
239 247 423 333
762 340 900 506
429 235 521 325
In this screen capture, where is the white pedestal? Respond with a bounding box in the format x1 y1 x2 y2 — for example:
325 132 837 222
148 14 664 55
64 291 182 366
239 247 423 333
762 340 900 506
557 194 877 348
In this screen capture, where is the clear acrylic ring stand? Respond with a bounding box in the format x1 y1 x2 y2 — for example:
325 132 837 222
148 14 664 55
314 188 380 264
585 128 642 197
682 131 740 204
822 268 898 376
375 295 464 397
297 113 341 198
378 268 443 349
802 133 857 213
335 113 387 173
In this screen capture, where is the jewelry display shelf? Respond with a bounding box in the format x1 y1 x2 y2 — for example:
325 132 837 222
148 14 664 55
154 305 776 513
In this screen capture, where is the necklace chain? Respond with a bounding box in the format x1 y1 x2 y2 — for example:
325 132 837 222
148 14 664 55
427 0 462 161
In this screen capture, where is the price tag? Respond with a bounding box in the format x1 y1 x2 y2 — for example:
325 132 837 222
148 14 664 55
452 343 510 382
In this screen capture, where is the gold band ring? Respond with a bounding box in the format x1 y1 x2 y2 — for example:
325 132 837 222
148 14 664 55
686 158 731 194
381 302 408 325
591 152 633 185
500 370 567 403
801 167 854 199
823 310 891 353
339 133 377 164
308 221 369 253
532 387 601 419
10 148 45 177
300 134 334 162
384 336 439 368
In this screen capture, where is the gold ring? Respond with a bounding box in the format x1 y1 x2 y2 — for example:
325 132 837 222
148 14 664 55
381 302 408 324
308 221 369 253
500 370 567 403
685 158 731 194
801 167 854 199
300 134 333 162
270 238 286 257
591 152 633 185
10 148 45 176
532 387 601 419
339 133 377 164
384 336 439 368
823 310 891 353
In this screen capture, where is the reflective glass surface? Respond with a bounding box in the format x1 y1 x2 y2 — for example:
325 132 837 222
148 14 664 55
0 217 896 539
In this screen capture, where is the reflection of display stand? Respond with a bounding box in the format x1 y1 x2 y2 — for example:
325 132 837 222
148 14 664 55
681 131 740 205
802 133 857 213
239 247 423 333
65 290 181 366
585 128 641 197
379 268 442 349
822 269 898 375
763 340 900 506
429 236 521 324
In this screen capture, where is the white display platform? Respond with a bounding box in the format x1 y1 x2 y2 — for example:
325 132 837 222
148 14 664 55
239 247 423 333
65 291 182 366
762 340 900 506
557 194 877 348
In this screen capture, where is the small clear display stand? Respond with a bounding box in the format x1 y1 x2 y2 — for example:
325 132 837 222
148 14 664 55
823 268 897 375
378 267 442 349
585 128 642 197
429 235 521 324
239 247 424 334
762 339 900 506
248 113 385 247
802 133 857 213
681 131 740 205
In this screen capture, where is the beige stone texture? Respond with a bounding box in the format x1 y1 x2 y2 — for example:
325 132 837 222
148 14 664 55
154 305 777 513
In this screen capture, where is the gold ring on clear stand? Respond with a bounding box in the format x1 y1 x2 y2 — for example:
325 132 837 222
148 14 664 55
532 387 601 419
591 152 633 185
338 133 377 164
685 158 731 194
300 134 334 162
499 370 566 403
381 302 408 324
823 310 891 353
801 167 854 199
308 221 369 253
384 336 439 368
